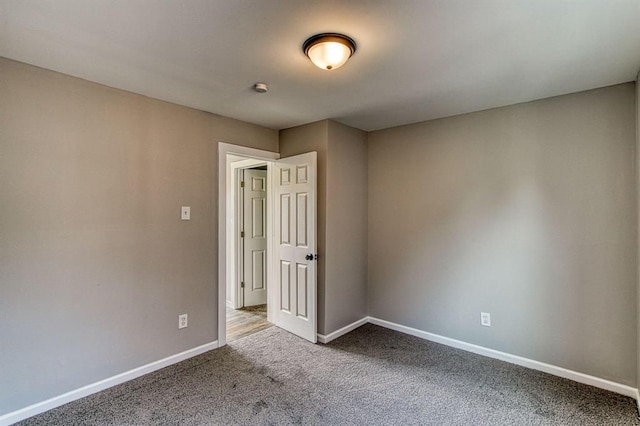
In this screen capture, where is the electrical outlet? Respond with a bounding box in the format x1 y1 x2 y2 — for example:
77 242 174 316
178 314 188 329
481 312 491 327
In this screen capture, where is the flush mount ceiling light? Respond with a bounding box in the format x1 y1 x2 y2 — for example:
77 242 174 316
303 33 357 70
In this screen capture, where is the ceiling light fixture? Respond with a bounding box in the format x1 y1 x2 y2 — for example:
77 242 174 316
303 33 357 71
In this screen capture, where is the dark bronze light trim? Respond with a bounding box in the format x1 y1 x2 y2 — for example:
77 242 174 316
302 33 357 70
303 33 357 56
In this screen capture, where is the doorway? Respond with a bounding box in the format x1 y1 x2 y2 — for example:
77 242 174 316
217 142 317 347
237 166 267 308
227 164 272 342
218 144 278 346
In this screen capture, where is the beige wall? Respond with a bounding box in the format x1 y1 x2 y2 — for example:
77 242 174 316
279 120 368 335
0 57 277 414
636 75 640 387
2 54 638 416
368 84 637 386
279 121 329 333
325 121 368 332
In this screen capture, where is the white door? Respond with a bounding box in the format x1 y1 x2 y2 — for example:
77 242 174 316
241 168 268 307
274 152 317 343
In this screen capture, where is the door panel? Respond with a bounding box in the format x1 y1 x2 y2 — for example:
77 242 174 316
274 152 317 343
296 193 308 247
280 260 291 312
251 250 265 290
242 168 268 307
296 264 308 318
251 198 265 238
280 194 290 244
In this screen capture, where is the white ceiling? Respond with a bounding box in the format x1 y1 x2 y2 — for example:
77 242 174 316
1 1 639 131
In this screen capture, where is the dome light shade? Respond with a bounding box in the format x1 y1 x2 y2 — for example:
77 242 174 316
303 33 357 70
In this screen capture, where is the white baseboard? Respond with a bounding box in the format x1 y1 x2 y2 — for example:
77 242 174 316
0 340 218 426
317 317 369 344
320 316 639 400
368 316 638 399
4 319 638 424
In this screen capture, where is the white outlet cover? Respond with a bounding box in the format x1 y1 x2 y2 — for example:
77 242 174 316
181 206 190 220
481 312 491 327
178 314 188 329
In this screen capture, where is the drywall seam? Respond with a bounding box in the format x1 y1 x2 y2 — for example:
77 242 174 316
0 341 219 426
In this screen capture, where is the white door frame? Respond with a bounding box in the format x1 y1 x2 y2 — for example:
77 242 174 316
229 159 269 310
218 142 279 347
232 158 271 315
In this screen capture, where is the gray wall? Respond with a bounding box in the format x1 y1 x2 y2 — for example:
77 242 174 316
2 54 637 416
0 57 277 415
324 121 368 332
368 84 637 386
279 120 368 335
636 76 640 388
279 121 329 333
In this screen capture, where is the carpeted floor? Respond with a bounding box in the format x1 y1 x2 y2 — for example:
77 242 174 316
18 324 640 425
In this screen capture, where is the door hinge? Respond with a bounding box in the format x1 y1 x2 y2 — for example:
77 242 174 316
240 231 245 238
240 282 245 288
240 181 245 188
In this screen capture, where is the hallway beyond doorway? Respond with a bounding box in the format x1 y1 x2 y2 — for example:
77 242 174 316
226 305 272 342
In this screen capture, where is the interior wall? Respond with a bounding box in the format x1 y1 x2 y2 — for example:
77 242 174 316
279 120 369 336
324 121 368 332
279 121 329 333
0 57 277 415
368 83 637 386
636 75 640 388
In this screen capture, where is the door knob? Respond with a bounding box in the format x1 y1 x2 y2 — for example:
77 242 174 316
305 254 317 261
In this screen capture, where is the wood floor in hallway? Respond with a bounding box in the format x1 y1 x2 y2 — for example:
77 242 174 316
226 304 272 342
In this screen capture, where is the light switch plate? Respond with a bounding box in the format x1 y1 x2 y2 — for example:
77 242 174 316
481 312 491 327
181 206 190 220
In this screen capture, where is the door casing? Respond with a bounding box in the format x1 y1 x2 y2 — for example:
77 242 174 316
239 167 268 308
228 158 269 310
218 143 279 347
218 142 317 346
